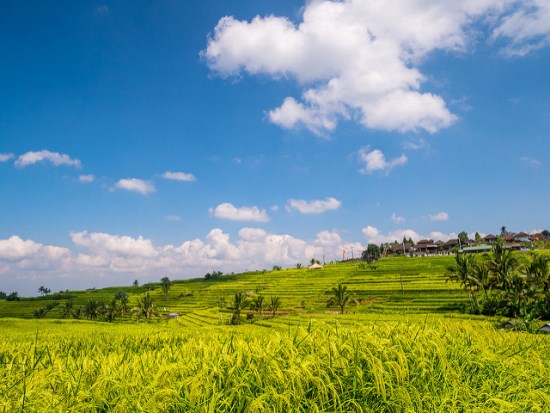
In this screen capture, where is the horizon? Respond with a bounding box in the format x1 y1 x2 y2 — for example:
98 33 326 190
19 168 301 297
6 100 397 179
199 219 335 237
1 0 549 296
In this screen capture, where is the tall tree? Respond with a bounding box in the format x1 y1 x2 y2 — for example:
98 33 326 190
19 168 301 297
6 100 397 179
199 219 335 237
268 296 282 317
133 293 159 321
446 253 479 313
327 284 356 314
458 231 469 247
161 277 172 300
83 299 101 320
251 295 265 316
486 242 519 292
230 292 248 325
61 300 74 318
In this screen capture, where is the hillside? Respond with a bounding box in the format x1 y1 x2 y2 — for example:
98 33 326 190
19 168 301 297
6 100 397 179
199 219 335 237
0 255 469 321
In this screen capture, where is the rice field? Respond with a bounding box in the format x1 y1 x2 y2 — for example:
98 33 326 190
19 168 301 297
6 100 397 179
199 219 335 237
2 254 549 411
2 316 549 412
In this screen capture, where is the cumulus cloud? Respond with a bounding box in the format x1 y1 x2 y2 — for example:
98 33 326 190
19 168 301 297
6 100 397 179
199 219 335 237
211 203 270 222
114 178 156 195
1 228 368 294
0 153 14 162
362 225 457 244
391 213 405 224
161 171 197 182
0 236 71 273
78 174 95 183
492 0 550 56
206 1 550 136
357 147 407 175
429 211 449 221
286 197 341 214
15 150 81 168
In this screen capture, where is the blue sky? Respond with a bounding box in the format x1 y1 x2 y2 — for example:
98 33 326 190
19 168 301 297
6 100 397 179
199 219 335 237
1 0 549 295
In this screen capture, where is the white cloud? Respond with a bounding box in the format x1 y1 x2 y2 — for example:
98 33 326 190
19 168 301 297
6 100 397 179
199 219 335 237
492 0 550 56
520 156 541 168
358 147 407 175
211 202 270 222
161 171 197 182
204 1 550 135
362 225 458 244
78 174 95 183
165 215 182 222
429 211 449 221
391 213 405 224
314 230 342 246
114 178 155 195
71 231 158 258
286 197 341 214
0 153 14 162
15 150 81 168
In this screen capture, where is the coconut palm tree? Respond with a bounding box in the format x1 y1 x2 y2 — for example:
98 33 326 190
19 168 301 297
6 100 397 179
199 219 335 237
327 284 356 314
133 293 159 321
446 253 479 313
230 292 248 325
268 296 282 317
104 298 119 322
486 242 519 292
83 299 101 320
61 300 74 318
161 277 172 300
251 295 265 316
526 254 550 293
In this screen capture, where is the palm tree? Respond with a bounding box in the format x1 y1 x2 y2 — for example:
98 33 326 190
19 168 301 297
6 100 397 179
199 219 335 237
118 293 130 316
161 277 172 300
268 296 282 317
486 242 519 292
446 253 479 313
230 292 248 325
526 254 550 293
327 284 356 314
104 298 118 322
83 299 101 320
61 300 74 318
132 293 159 321
251 295 265 316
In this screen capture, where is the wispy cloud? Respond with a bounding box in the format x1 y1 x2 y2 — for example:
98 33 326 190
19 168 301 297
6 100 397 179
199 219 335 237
15 150 81 168
114 178 156 195
429 211 449 221
210 203 270 222
286 197 341 214
390 213 405 224
0 153 14 162
165 215 182 222
78 174 95 183
520 156 541 168
161 171 196 182
357 147 407 175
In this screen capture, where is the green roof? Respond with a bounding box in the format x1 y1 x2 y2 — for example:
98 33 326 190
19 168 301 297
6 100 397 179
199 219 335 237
461 245 492 252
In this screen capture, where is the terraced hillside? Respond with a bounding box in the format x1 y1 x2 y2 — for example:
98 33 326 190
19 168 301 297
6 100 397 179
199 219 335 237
0 255 470 320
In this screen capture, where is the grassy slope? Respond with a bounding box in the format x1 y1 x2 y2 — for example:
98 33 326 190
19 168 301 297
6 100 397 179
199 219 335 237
0 255 468 321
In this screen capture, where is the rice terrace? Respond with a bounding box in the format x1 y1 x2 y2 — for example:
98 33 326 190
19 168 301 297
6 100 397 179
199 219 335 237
2 0 550 411
2 240 550 412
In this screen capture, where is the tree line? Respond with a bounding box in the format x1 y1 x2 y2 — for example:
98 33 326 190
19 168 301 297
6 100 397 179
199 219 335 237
446 241 550 322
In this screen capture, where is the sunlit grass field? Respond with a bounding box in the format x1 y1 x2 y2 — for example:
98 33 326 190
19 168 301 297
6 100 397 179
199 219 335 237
2 254 550 411
2 316 549 412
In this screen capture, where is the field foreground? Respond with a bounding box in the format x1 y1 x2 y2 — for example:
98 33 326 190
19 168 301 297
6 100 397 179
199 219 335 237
2 316 549 412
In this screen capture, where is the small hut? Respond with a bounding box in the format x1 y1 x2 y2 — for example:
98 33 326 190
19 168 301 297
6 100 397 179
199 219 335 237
308 263 323 270
539 323 550 334
168 312 180 319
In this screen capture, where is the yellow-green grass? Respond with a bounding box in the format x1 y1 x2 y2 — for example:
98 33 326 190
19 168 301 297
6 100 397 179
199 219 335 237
1 316 549 412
